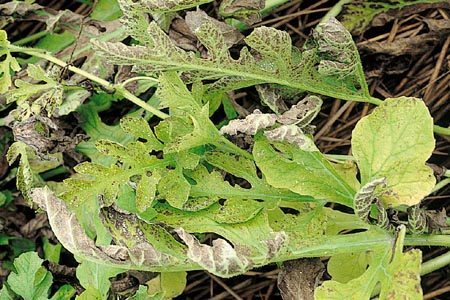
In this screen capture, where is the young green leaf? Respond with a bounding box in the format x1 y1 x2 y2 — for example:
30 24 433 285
50 284 76 300
127 285 155 300
75 285 103 300
352 97 435 207
91 0 123 21
0 30 20 94
5 251 52 300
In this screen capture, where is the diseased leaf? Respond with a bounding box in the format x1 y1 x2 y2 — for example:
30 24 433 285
31 187 193 272
219 96 322 136
118 0 214 14
353 178 387 221
93 18 372 102
341 0 448 34
100 206 187 260
219 0 264 25
256 84 287 114
219 109 277 135
352 97 435 207
253 134 355 207
6 65 62 120
381 249 422 299
277 259 325 300
6 142 34 202
176 228 256 277
0 30 20 94
185 10 243 48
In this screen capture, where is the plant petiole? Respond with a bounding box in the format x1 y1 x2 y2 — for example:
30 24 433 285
12 31 49 46
421 250 450 276
120 76 159 88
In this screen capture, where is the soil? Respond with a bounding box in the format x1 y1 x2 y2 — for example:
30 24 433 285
0 0 449 299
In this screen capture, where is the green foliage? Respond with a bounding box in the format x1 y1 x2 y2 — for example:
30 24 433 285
0 251 75 300
253 133 355 207
76 260 124 300
315 226 422 300
1 2 446 299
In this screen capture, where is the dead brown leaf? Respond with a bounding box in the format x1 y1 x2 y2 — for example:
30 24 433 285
277 258 325 300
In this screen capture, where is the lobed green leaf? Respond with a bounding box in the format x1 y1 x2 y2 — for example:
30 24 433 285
253 134 355 207
6 252 52 300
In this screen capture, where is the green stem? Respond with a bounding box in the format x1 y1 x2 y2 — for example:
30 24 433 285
115 86 169 119
404 234 450 247
433 125 450 136
420 250 450 276
13 31 49 46
431 177 450 194
320 0 353 24
9 46 169 119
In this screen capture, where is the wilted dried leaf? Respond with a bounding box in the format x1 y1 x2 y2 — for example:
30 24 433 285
219 109 277 135
278 258 325 300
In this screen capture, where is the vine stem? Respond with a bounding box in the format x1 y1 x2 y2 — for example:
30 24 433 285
421 250 450 276
9 46 169 120
9 46 450 136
